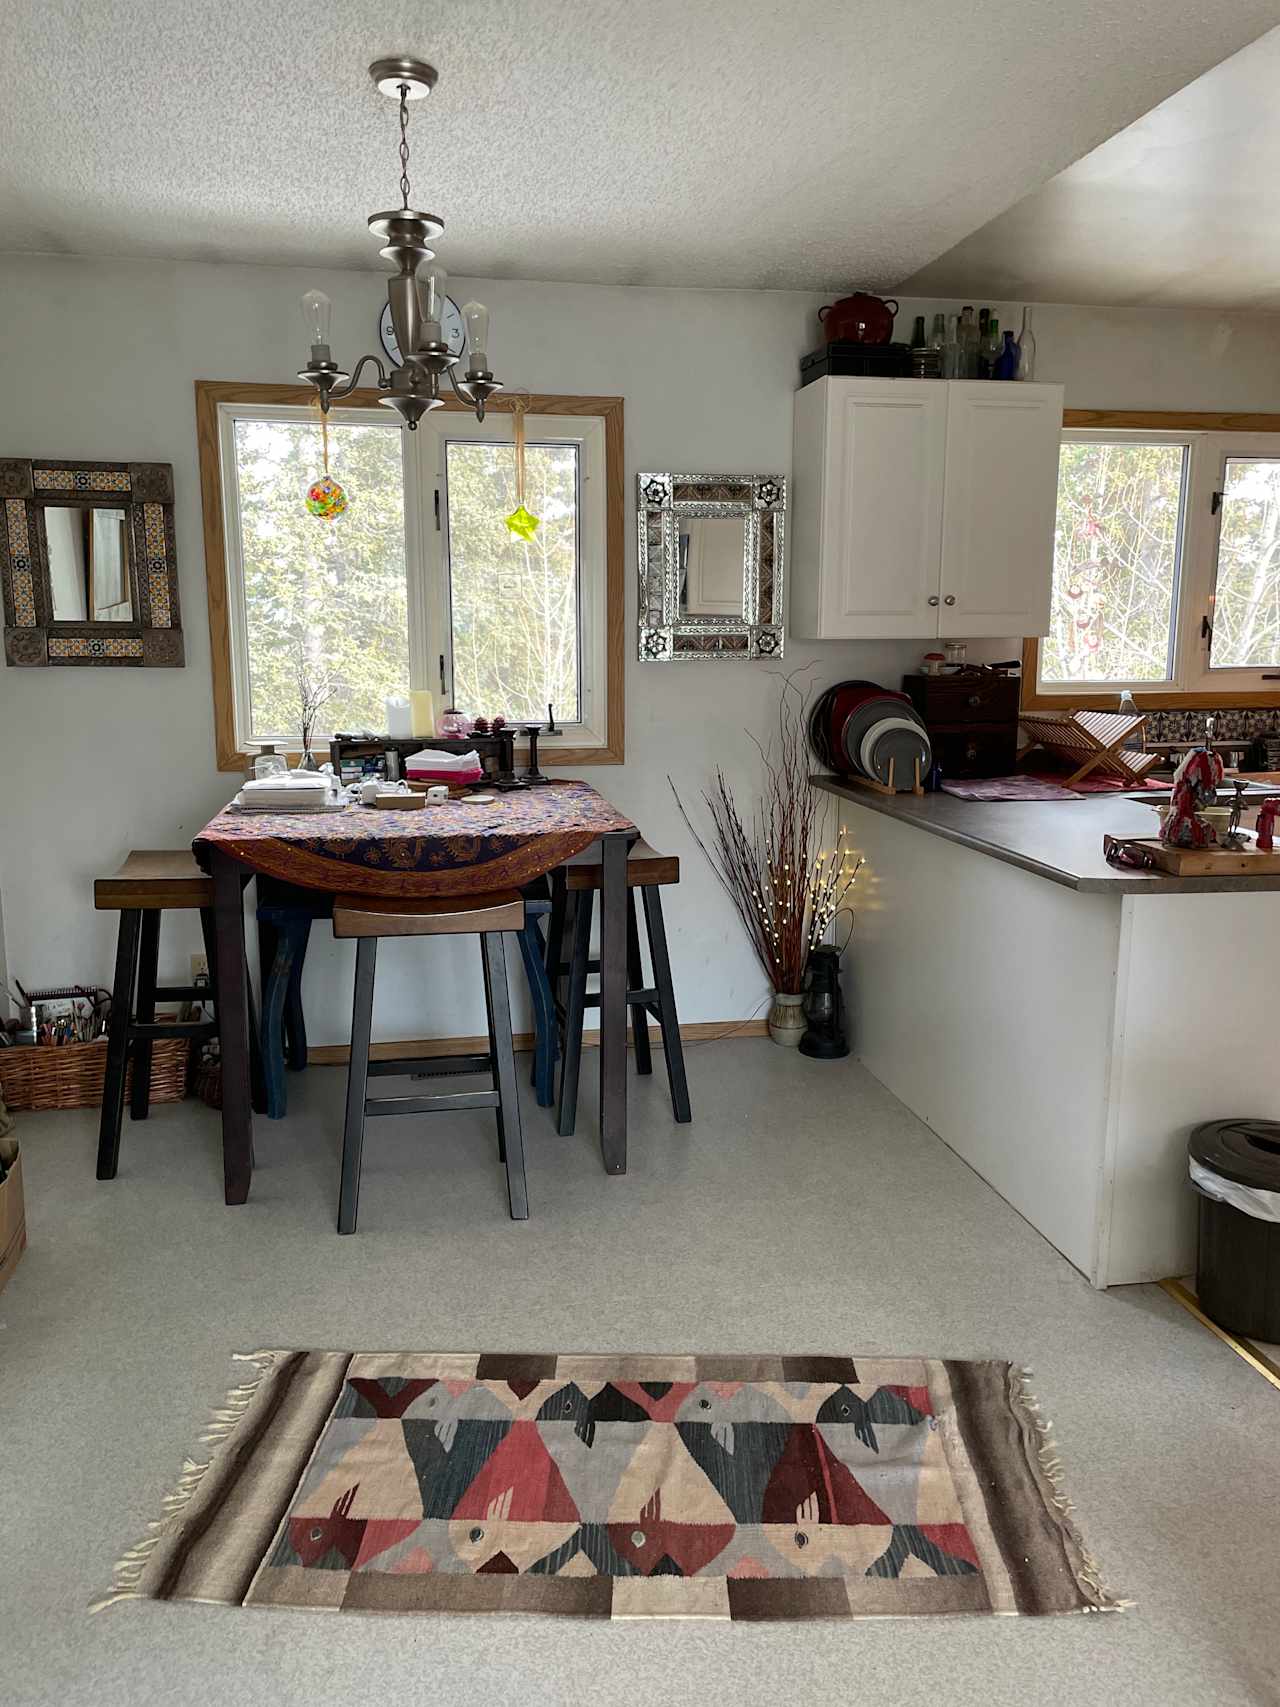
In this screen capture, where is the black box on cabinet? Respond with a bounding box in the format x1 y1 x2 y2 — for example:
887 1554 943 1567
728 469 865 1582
903 672 1021 779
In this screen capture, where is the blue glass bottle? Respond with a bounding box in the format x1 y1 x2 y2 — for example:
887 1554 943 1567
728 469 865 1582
995 330 1019 380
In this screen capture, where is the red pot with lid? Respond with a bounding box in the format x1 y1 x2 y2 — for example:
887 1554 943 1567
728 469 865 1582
817 292 899 345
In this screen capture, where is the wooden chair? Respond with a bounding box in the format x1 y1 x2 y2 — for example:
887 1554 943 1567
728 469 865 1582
257 888 560 1121
545 841 691 1137
332 890 529 1232
93 852 221 1179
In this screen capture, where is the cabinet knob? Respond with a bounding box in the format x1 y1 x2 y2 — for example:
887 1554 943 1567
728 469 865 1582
968 694 981 707
928 595 940 607
943 594 956 606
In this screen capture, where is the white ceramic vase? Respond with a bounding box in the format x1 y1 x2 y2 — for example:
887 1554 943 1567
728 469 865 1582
768 990 806 1048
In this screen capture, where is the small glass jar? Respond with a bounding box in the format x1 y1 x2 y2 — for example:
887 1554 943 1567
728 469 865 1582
250 741 288 780
943 640 967 667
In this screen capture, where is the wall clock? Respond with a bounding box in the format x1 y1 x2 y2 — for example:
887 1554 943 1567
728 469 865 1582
379 297 466 365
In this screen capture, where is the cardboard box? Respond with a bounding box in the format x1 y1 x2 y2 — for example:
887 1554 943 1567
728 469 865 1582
0 1150 26 1294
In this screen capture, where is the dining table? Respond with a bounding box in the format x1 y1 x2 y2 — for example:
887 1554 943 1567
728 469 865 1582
192 779 637 1205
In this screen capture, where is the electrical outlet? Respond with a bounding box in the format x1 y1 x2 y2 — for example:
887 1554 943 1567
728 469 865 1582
190 953 209 983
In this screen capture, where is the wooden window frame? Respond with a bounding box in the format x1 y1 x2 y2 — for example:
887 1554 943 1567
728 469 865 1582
195 380 625 772
1022 409 1280 712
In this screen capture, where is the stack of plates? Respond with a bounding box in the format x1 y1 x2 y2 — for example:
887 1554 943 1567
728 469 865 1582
839 693 931 790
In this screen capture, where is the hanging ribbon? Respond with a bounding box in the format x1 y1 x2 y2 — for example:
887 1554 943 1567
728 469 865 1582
305 400 347 521
504 392 540 540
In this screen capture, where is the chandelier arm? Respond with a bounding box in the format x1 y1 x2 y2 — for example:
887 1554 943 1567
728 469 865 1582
448 368 477 406
327 353 391 402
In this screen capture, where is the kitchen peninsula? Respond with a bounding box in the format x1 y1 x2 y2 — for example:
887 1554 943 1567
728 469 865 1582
815 779 1280 1288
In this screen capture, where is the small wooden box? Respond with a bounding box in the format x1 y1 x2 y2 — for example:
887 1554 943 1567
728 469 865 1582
903 672 1020 779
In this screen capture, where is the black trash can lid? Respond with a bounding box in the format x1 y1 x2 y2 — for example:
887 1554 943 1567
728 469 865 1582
1188 1119 1280 1191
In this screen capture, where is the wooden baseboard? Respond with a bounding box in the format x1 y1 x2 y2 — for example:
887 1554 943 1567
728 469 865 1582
308 1017 768 1066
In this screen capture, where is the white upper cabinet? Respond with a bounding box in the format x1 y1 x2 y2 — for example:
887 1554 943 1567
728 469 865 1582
790 377 1064 640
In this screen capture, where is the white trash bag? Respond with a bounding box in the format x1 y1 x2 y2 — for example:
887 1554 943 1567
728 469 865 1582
1189 1157 1280 1225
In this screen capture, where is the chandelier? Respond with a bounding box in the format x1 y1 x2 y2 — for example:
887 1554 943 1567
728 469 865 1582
297 56 502 429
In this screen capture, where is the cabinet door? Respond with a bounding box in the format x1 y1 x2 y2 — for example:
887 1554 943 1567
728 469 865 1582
939 384 1063 638
819 379 947 638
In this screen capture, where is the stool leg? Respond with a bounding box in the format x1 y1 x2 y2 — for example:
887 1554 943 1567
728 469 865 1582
96 910 142 1179
260 923 300 1120
517 908 558 1107
338 937 377 1234
483 931 529 1221
283 919 312 1071
626 890 652 1075
545 869 567 1001
129 909 161 1121
480 937 506 1163
642 887 691 1124
557 890 593 1137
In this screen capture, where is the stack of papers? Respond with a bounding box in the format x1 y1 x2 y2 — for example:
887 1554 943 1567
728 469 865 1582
235 773 333 812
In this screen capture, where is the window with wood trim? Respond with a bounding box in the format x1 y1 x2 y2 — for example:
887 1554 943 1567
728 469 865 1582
196 383 624 770
1024 411 1280 710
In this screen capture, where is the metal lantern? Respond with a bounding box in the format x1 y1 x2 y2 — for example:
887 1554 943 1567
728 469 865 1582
798 945 849 1059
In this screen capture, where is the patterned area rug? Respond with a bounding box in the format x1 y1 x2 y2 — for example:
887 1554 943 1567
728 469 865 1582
96 1351 1123 1621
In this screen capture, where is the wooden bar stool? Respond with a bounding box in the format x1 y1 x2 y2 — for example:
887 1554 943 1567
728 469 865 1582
93 852 221 1180
545 841 691 1137
332 889 529 1232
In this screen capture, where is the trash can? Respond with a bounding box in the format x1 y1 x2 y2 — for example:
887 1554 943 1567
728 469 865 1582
1188 1119 1280 1341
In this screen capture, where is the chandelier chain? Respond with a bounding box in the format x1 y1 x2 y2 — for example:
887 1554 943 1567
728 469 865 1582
397 84 411 208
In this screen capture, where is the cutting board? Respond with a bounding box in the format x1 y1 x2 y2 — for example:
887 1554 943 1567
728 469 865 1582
1134 837 1280 876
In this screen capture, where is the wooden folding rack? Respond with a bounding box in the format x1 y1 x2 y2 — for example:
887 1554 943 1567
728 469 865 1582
1018 710 1162 787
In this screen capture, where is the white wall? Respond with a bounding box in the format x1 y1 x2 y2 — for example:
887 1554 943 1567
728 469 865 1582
2 256 1279 1043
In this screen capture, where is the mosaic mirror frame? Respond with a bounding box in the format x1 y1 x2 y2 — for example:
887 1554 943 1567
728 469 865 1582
636 471 785 662
0 459 183 667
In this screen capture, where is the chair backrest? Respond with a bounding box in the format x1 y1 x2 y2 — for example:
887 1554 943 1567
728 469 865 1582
332 890 524 939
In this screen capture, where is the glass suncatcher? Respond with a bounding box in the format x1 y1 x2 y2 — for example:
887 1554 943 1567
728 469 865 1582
504 395 540 541
305 408 348 522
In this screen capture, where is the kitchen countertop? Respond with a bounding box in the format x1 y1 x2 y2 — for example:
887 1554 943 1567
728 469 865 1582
812 775 1280 894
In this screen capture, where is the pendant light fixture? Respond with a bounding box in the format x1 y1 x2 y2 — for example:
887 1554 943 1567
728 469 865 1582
297 56 501 429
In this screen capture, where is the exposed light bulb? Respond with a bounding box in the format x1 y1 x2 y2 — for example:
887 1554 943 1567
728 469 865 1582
301 289 332 354
462 301 489 374
417 263 448 343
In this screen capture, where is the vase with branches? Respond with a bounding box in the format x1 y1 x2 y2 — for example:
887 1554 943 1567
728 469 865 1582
294 644 337 770
672 672 861 1046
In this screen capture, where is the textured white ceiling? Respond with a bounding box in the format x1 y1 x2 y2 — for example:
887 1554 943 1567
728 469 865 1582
901 26 1280 309
2 0 1279 290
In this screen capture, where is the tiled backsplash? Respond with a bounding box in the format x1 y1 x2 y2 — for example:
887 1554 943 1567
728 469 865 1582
1143 706 1280 768
1144 707 1280 742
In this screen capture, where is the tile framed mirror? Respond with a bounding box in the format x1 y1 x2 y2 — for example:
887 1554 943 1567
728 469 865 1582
636 472 785 661
0 459 183 666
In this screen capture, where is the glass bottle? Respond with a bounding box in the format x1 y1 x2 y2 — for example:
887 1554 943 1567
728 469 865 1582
978 316 1000 379
959 306 978 378
943 313 961 379
1016 306 1037 381
929 312 946 351
910 314 926 348
996 329 1019 380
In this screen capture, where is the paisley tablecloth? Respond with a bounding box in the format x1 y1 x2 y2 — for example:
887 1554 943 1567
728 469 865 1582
193 781 635 898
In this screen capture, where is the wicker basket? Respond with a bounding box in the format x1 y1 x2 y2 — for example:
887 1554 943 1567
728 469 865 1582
0 1038 190 1112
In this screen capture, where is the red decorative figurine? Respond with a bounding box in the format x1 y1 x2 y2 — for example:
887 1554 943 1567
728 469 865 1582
1161 747 1224 849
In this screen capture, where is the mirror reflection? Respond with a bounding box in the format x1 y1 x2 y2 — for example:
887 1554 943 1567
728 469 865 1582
678 517 746 617
47 505 133 623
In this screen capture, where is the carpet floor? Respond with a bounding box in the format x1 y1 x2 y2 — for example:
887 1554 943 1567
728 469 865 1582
1 1041 1277 1704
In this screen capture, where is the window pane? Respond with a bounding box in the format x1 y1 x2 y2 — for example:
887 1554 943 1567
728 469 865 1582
444 441 580 724
1041 441 1186 685
1209 458 1280 669
232 418 407 743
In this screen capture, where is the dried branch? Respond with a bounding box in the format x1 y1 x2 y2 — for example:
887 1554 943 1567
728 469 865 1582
670 671 861 994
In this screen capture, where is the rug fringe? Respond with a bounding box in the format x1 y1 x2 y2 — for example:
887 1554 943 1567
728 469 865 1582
1009 1365 1132 1613
89 1350 282 1613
